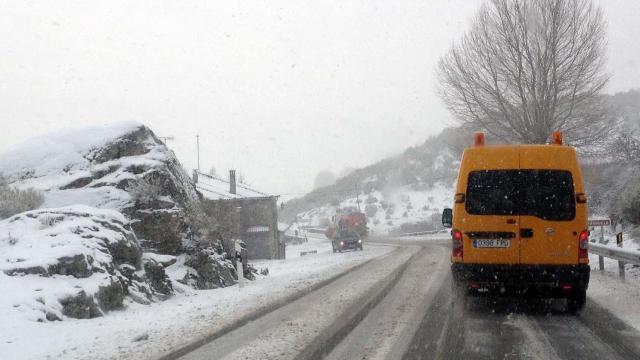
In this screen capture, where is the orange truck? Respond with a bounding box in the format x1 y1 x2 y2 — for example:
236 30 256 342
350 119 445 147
325 211 368 239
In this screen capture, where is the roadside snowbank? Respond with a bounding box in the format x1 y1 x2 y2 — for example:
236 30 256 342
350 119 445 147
588 271 640 332
588 251 640 332
0 238 393 360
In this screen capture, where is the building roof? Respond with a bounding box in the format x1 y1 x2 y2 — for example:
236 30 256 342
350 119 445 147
194 170 275 200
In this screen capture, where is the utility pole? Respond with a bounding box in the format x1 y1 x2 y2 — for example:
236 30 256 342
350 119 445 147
196 134 200 171
355 185 361 212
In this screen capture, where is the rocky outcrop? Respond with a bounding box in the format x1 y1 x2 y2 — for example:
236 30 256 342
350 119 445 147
0 122 244 321
181 249 237 289
0 207 139 319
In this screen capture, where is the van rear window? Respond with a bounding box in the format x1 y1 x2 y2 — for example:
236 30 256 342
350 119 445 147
465 170 576 221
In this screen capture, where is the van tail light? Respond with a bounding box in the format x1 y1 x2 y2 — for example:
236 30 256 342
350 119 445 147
576 193 587 204
552 131 563 145
578 230 589 259
452 229 463 258
474 132 485 147
454 193 466 203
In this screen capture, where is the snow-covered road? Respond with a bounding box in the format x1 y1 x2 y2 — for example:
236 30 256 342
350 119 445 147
0 236 393 360
5 236 640 360
176 237 640 360
179 244 418 360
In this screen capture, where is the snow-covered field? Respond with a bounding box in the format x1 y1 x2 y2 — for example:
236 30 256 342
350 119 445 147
0 235 393 360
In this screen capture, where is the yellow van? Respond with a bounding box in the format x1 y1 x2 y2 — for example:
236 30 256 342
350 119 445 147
441 132 590 312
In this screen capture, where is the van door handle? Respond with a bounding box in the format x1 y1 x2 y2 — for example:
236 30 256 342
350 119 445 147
506 219 517 224
520 228 534 238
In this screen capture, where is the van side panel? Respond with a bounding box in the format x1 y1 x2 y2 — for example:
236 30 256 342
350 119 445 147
454 147 520 264
518 146 588 265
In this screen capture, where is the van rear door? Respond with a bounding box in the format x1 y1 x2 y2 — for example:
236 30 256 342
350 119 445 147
461 147 520 265
518 147 582 265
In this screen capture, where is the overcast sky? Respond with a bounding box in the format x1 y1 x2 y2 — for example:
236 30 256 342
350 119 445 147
1 1 638 196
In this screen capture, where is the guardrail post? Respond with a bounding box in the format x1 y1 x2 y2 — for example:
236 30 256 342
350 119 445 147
616 232 624 279
599 255 604 271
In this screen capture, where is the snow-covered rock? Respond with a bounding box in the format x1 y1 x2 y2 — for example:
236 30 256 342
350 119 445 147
0 206 143 320
0 122 240 322
0 122 199 214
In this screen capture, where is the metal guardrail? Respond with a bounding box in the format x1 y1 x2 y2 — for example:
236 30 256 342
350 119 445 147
396 229 449 237
283 233 308 244
303 227 326 235
589 242 640 279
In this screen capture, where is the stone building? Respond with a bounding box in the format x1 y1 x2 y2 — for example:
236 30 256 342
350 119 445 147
193 170 285 260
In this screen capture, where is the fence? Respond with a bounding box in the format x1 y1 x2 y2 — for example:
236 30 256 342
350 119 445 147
589 242 640 280
283 233 308 244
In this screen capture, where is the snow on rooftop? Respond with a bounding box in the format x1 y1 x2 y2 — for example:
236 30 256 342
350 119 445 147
278 222 290 232
194 171 272 200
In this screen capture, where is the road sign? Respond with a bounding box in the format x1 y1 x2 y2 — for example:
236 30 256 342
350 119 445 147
616 232 623 247
588 219 611 227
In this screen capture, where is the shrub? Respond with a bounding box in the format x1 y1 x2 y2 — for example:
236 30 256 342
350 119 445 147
127 177 163 207
619 178 640 226
0 176 44 219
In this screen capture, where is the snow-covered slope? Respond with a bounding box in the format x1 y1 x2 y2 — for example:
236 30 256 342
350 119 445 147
285 127 466 234
0 121 199 212
297 182 454 235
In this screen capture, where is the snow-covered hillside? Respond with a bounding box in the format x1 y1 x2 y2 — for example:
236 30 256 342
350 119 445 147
297 182 454 235
285 128 465 234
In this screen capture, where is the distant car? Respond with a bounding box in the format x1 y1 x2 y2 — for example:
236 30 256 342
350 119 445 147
332 229 363 252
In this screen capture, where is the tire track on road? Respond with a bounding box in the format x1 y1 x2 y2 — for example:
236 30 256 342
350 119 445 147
324 245 449 360
178 245 418 360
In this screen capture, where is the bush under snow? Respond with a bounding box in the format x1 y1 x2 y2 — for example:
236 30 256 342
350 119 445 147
0 175 44 220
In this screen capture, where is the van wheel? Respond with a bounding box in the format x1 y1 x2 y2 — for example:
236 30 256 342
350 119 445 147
567 288 586 313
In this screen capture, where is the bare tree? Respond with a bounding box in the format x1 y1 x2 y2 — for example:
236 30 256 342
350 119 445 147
608 126 640 164
438 0 611 146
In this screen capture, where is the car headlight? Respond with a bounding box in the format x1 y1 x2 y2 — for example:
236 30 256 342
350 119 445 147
340 241 344 246
358 239 362 243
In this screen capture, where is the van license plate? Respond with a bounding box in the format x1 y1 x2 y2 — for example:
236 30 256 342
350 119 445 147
473 239 510 248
